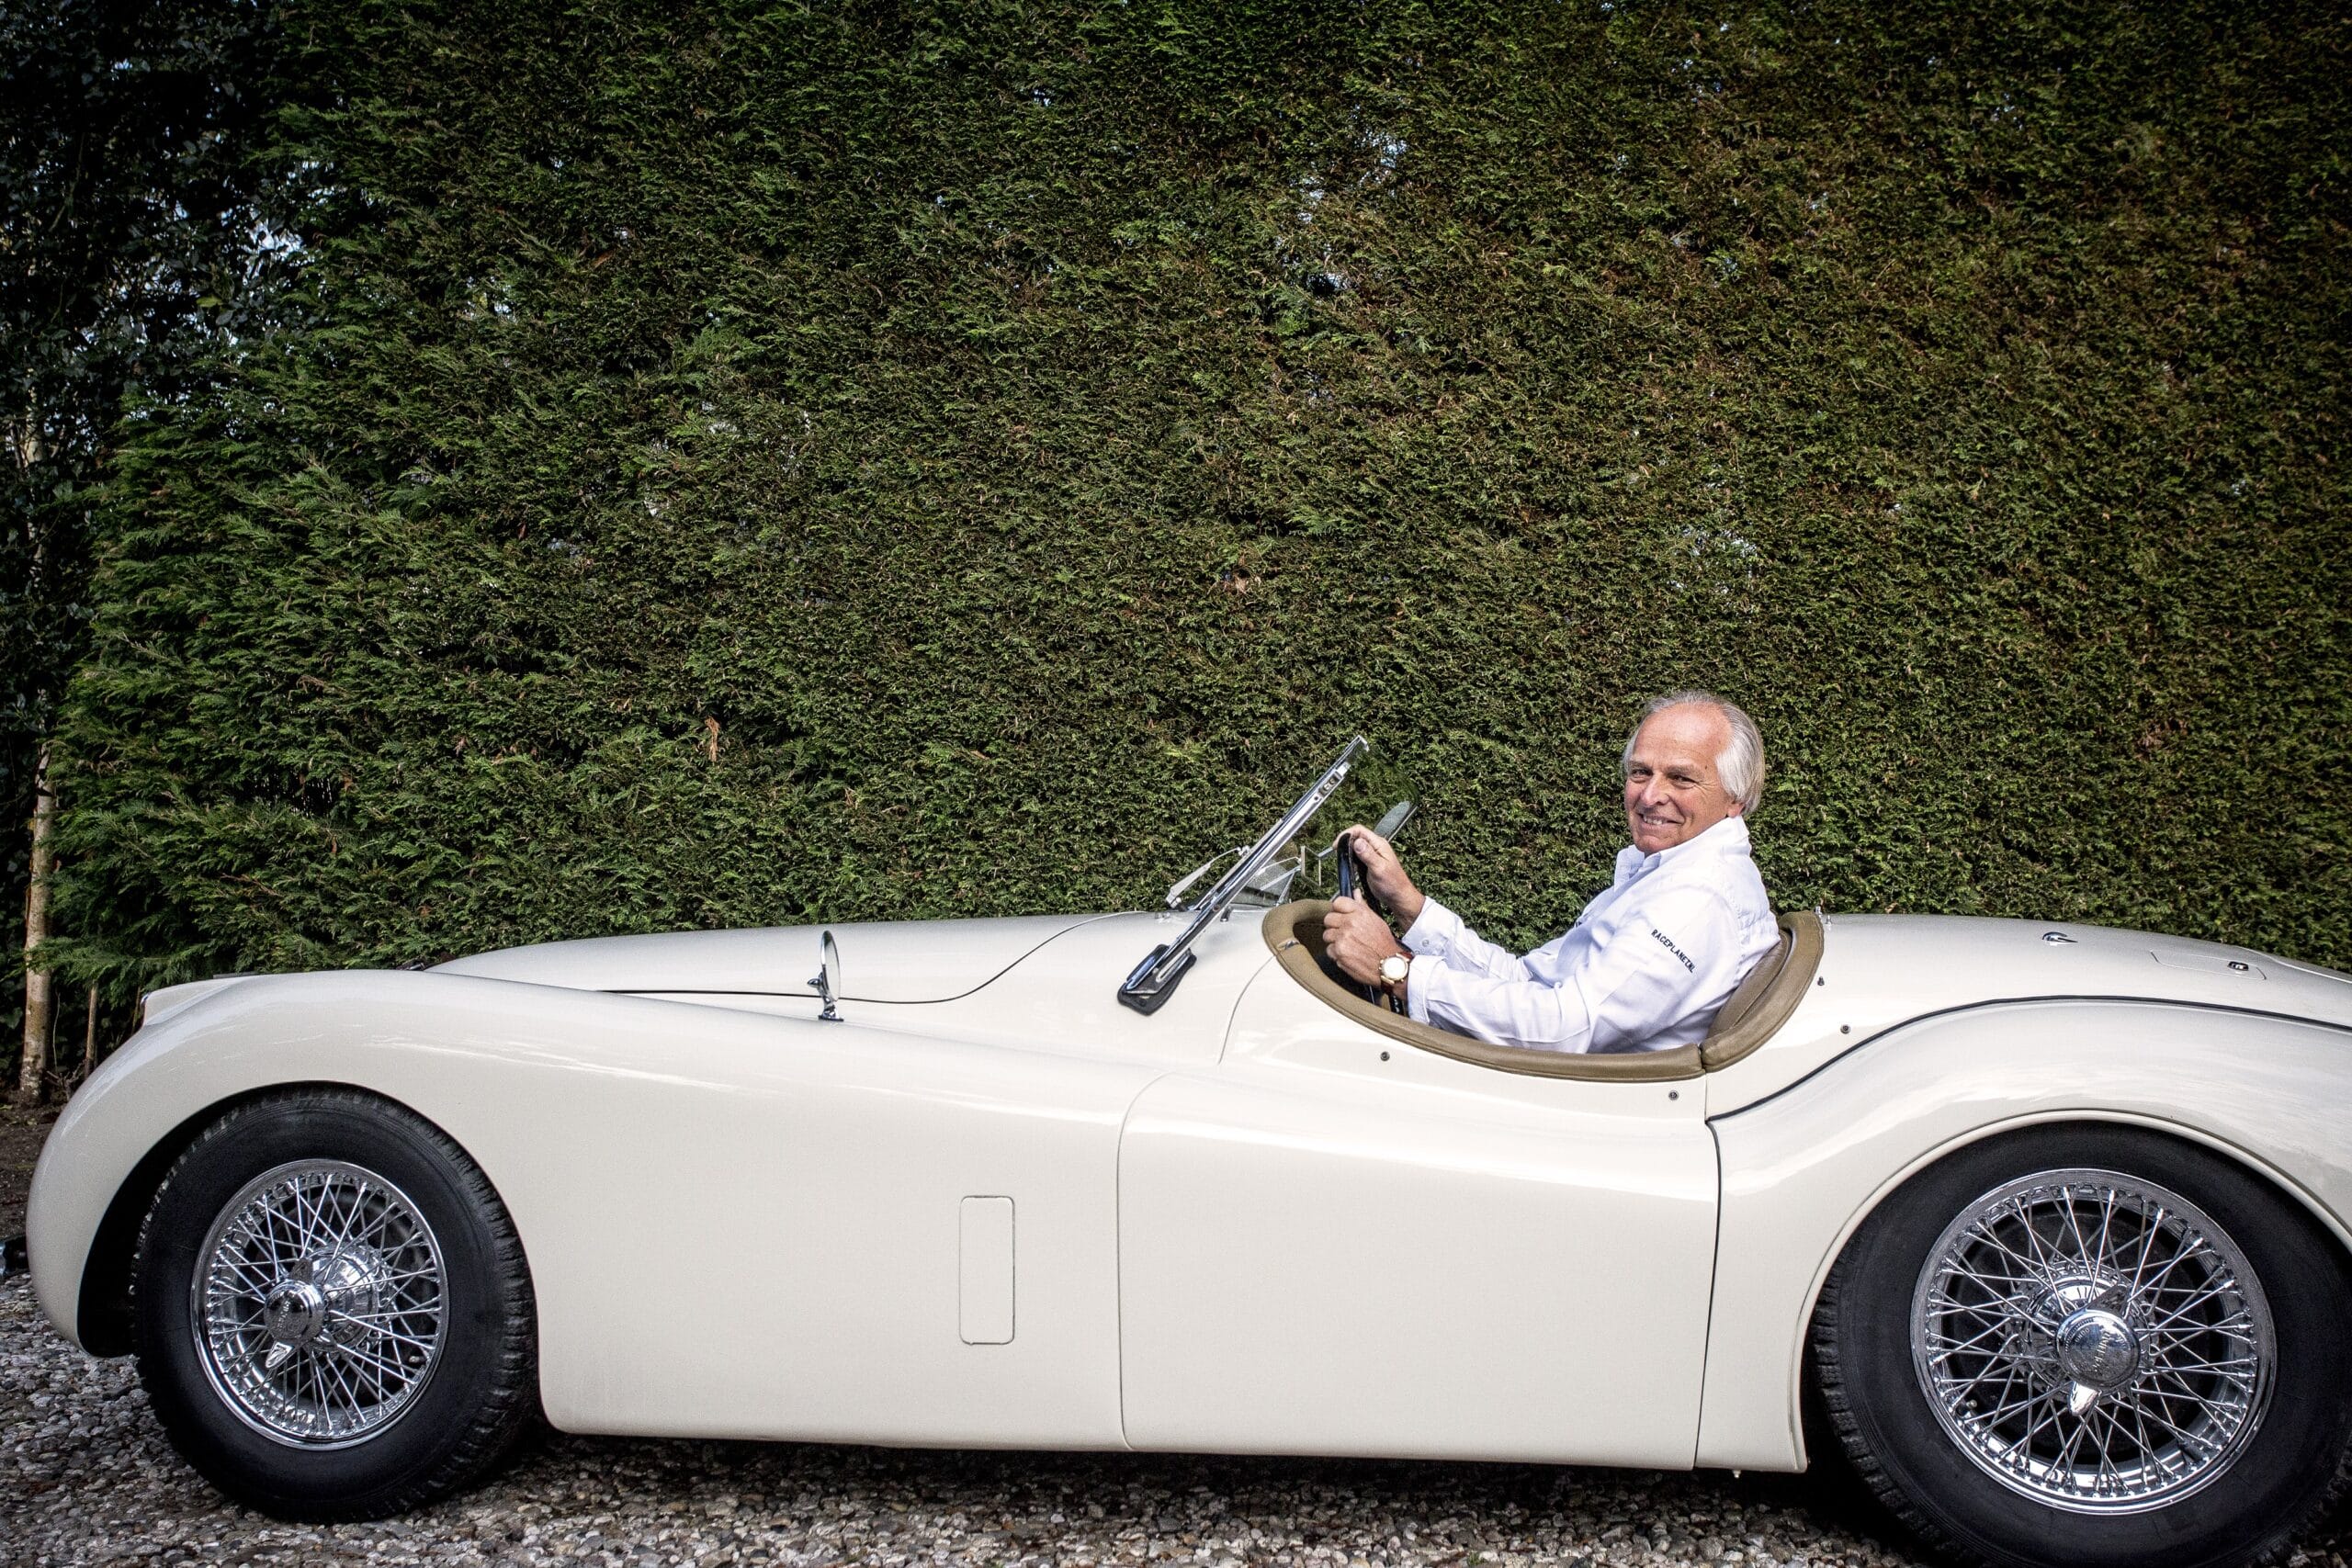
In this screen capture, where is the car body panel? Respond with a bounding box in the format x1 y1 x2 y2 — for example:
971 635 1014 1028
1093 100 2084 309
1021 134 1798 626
1699 998 2352 1472
33 971 1153 1444
1704 913 2352 1112
1121 962 1715 1463
436 912 1111 1003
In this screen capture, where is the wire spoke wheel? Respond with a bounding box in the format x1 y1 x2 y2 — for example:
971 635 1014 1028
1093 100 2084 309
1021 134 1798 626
191 1158 447 1449
1911 1166 2273 1515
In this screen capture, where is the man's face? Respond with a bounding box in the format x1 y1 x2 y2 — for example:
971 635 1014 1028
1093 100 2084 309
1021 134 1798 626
1622 704 1741 855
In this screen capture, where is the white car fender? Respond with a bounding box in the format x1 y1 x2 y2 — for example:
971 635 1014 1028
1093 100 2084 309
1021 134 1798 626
1696 997 2352 1472
29 967 1166 1449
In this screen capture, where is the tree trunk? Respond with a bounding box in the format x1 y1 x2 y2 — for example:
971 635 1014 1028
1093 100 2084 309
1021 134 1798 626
17 745 55 1105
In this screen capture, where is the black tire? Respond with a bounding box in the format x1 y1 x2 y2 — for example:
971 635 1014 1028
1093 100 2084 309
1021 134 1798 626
1814 1123 2352 1568
132 1089 538 1520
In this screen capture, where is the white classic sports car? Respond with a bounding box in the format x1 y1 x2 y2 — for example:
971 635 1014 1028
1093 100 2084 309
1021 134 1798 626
21 739 2352 1568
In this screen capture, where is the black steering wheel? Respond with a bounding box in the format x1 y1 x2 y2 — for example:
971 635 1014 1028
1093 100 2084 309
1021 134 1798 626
1331 804 1416 1012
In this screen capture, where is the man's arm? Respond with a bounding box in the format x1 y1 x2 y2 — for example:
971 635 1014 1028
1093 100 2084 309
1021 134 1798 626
1408 886 1741 1054
1340 825 1532 980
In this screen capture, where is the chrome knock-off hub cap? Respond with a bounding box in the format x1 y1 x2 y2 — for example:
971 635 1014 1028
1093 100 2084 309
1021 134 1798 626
263 1277 329 1344
2055 1306 2141 1392
192 1160 447 1448
1913 1168 2272 1513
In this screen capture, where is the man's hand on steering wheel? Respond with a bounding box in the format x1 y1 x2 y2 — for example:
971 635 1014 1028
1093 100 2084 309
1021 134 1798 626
1340 825 1426 928
1322 896 1408 990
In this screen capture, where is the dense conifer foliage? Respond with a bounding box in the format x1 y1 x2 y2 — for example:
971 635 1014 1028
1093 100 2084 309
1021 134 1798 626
18 1 2352 1032
3 0 289 1070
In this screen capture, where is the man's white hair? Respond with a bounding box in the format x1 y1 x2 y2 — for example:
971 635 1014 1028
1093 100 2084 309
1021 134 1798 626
1621 690 1767 813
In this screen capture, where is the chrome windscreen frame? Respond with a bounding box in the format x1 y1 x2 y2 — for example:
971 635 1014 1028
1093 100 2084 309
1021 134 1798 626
1116 735 1368 1015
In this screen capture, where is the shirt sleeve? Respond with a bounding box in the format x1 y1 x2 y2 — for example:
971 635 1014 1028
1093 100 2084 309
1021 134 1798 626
1410 885 1740 1054
1399 897 1526 981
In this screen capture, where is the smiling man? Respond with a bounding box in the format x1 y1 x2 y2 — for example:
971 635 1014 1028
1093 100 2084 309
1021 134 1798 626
1322 691 1781 1054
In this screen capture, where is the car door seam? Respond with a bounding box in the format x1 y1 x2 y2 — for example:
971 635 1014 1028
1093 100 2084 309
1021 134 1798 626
1112 1066 1180 1454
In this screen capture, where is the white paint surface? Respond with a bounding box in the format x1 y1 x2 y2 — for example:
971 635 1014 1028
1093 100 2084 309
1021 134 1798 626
960 1197 1015 1345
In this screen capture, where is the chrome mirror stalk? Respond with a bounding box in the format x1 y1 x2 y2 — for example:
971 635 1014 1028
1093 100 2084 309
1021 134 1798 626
809 930 842 1021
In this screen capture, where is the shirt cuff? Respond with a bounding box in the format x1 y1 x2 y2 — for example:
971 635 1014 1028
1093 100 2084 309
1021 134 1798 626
1401 897 1460 958
1404 956 1432 1025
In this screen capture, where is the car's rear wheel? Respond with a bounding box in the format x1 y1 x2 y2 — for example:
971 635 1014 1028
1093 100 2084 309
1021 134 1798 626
1814 1123 2352 1568
133 1090 538 1519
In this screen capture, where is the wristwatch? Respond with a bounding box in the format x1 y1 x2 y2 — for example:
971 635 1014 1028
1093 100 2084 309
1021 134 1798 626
1378 952 1412 995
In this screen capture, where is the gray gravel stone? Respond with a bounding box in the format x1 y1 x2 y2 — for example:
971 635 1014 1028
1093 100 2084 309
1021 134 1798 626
4 1275 2346 1568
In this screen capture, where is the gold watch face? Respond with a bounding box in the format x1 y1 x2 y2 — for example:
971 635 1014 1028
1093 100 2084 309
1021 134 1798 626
1380 954 1410 984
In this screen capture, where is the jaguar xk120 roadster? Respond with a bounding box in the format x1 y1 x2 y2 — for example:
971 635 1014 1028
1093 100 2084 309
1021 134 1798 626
23 738 2352 1568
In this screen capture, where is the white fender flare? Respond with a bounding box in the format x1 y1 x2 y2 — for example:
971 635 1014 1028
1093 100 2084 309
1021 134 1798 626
1695 998 2352 1472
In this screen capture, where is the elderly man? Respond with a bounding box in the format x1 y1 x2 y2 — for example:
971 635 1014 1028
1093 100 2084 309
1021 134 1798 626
1322 692 1780 1054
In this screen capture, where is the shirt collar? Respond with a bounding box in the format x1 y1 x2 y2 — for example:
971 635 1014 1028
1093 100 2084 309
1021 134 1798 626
1616 813 1752 881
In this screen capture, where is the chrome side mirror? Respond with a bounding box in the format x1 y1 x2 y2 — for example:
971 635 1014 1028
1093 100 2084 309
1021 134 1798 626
809 929 842 1021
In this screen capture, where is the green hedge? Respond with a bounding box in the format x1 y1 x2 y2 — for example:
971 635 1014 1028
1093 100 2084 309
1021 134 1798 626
39 0 2352 1012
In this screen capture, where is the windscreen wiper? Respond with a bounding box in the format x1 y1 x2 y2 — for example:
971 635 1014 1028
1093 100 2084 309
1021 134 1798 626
1118 735 1369 1015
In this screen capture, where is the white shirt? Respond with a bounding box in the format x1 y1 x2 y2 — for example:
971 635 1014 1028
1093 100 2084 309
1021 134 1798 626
1400 815 1779 1054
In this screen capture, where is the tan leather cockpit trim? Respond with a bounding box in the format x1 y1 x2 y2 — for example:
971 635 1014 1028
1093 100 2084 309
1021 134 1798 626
1261 901 1823 1082
1700 910 1825 1070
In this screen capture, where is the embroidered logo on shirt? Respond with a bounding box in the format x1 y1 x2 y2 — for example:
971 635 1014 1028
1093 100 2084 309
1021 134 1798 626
1650 928 1696 973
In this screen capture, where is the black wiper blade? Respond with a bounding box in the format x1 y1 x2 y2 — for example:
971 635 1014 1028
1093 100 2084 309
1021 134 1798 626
1118 735 1368 1015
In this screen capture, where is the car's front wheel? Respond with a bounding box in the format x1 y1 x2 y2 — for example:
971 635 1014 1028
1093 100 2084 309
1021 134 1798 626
1814 1123 2352 1568
133 1090 538 1519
